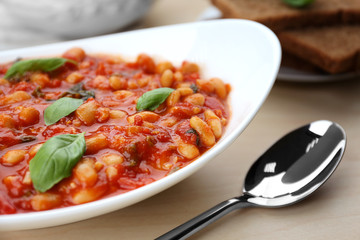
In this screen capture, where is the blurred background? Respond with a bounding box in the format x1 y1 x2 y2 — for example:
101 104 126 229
0 0 213 51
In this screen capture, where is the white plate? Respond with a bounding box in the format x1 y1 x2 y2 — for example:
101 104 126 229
277 65 360 82
0 19 281 231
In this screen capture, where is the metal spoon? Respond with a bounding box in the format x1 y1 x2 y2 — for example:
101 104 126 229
156 120 346 240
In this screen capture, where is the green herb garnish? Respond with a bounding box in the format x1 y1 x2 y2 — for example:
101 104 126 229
61 83 95 100
190 84 198 93
186 128 200 146
169 166 180 174
4 57 76 81
283 0 315 8
136 87 174 111
44 97 84 125
32 86 45 98
29 133 86 192
20 135 37 143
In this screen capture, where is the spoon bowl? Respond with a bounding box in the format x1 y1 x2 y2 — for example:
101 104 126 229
157 120 346 240
245 120 346 207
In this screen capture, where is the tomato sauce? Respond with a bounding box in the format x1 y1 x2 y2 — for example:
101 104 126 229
0 48 230 214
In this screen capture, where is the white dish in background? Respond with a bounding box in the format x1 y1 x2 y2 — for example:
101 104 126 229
1 0 153 38
0 19 281 231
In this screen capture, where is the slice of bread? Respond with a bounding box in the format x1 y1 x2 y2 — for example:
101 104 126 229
278 25 360 74
212 0 360 31
212 0 360 74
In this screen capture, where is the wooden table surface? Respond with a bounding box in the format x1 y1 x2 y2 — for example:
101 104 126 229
2 0 360 239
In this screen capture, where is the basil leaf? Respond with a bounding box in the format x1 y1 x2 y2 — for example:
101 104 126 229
186 128 200 146
190 84 198 93
136 87 174 111
282 0 314 8
60 83 95 100
29 133 86 192
4 58 76 80
44 97 84 125
20 135 37 143
32 86 45 98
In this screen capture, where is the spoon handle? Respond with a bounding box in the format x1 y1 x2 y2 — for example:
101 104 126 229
155 195 252 240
